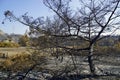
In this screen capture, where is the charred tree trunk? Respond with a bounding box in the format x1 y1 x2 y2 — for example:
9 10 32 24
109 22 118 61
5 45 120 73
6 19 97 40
88 44 96 75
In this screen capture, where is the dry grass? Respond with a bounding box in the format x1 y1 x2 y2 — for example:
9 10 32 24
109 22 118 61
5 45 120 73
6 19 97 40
0 47 29 57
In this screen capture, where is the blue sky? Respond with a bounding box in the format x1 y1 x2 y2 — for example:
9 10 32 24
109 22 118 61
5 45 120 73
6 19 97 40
0 0 80 35
0 0 54 34
1 0 119 35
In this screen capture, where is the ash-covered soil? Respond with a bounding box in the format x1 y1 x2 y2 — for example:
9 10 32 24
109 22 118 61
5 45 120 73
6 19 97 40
0 54 120 80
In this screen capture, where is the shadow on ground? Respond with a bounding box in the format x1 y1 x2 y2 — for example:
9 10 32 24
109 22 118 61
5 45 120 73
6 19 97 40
49 74 120 80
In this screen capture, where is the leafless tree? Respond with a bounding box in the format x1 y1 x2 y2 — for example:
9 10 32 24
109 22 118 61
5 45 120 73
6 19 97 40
3 0 120 76
43 0 120 75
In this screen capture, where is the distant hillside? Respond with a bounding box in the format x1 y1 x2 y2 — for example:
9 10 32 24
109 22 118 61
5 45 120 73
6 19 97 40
0 30 5 35
0 30 22 43
0 30 8 41
9 34 22 43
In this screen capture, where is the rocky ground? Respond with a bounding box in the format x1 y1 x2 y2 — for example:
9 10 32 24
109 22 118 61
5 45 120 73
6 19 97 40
0 54 120 80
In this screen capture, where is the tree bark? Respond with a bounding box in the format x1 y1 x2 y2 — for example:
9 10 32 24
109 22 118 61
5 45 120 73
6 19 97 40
88 44 96 75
